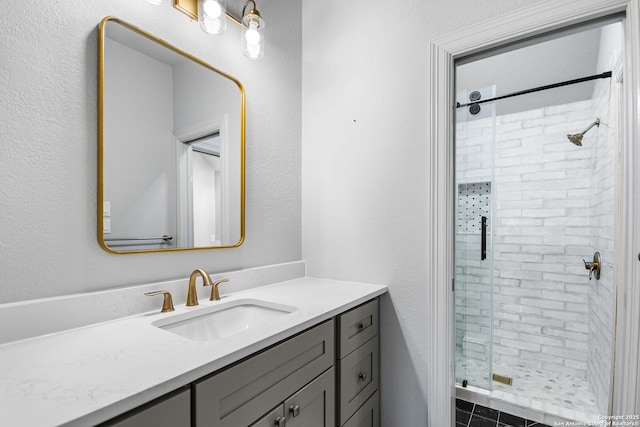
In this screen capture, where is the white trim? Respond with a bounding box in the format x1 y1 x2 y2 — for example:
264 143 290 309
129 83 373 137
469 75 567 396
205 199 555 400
614 1 640 414
174 116 230 246
428 0 640 425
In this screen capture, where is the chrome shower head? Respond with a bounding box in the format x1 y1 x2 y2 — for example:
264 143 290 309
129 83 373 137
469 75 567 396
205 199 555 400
567 118 600 146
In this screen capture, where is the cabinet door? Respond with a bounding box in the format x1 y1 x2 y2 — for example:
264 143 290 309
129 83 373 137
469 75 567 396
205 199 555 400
342 391 379 427
285 368 335 427
194 320 334 426
251 405 286 427
338 336 379 425
102 388 190 427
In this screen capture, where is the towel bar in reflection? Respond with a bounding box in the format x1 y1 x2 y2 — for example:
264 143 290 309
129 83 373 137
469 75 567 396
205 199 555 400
104 235 173 242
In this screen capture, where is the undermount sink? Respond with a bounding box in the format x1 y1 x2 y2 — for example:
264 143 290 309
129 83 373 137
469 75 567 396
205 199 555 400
151 299 297 342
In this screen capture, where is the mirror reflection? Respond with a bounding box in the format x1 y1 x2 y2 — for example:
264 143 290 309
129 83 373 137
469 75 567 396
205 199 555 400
98 17 245 253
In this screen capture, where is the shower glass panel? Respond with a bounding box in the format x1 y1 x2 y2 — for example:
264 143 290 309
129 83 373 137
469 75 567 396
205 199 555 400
454 86 496 389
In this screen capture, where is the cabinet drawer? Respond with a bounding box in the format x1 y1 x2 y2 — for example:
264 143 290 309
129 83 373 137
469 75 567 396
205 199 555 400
342 391 379 427
194 320 334 427
338 299 378 358
102 388 190 427
338 336 379 425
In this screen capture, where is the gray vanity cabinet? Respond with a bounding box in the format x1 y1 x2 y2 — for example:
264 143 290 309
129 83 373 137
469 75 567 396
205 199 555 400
99 297 382 427
251 405 286 427
102 387 190 427
337 299 380 427
284 367 335 426
194 319 335 426
254 367 335 427
342 391 379 427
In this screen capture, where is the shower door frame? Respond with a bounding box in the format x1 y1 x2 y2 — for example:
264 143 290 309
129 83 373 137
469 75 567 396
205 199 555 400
427 0 640 425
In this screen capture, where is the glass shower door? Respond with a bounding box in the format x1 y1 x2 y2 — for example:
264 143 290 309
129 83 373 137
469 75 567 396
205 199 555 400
454 86 496 389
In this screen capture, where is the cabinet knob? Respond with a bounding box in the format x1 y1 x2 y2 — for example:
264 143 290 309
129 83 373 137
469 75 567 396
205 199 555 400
275 416 286 427
289 404 300 417
358 322 367 331
359 371 367 382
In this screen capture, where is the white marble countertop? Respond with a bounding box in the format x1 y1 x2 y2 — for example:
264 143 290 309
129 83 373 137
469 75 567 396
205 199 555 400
0 277 387 427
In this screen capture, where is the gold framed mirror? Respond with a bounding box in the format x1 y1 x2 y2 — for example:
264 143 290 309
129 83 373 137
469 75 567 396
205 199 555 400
98 17 245 254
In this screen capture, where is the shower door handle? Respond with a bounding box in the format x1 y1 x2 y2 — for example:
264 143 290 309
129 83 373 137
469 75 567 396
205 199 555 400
481 216 487 261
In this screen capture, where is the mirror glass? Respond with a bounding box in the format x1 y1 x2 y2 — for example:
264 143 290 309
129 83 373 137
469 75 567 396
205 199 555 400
98 17 245 253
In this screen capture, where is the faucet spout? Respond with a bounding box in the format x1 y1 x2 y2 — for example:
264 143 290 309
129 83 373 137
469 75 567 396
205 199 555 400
186 268 213 306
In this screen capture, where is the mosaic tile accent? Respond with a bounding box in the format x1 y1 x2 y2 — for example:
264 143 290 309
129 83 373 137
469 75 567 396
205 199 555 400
457 182 491 234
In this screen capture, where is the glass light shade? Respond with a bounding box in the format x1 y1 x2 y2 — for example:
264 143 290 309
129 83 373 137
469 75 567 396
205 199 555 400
241 12 265 59
147 0 164 5
200 0 226 35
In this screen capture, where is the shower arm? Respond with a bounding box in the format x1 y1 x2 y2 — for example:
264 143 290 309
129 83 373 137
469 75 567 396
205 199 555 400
580 119 600 135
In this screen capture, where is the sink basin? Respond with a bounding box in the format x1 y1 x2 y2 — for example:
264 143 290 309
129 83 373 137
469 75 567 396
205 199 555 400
151 299 296 342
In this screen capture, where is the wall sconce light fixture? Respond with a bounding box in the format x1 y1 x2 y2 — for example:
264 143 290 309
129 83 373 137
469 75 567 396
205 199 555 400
172 0 265 59
240 1 265 59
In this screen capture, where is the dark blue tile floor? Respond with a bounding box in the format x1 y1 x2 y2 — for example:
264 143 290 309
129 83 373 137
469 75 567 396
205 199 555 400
456 398 551 427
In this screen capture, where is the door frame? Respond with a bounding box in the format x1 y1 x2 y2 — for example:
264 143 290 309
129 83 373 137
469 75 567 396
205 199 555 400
427 0 640 424
174 116 229 247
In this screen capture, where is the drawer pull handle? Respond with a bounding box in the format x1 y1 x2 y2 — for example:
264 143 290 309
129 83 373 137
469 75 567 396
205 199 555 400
359 371 367 382
358 322 367 331
275 416 286 426
289 404 300 417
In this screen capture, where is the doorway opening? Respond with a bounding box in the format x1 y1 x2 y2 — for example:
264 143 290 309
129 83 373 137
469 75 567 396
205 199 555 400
454 19 623 424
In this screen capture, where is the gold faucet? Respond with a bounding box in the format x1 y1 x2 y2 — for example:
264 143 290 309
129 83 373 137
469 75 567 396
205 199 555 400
186 268 213 306
205 278 229 301
144 290 175 312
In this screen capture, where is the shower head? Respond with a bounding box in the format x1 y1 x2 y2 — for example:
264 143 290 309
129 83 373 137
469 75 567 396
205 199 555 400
567 118 600 146
567 133 584 146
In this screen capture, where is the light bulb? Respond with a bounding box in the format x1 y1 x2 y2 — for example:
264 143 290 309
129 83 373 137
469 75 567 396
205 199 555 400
201 17 222 34
246 42 261 59
203 0 222 18
245 26 261 44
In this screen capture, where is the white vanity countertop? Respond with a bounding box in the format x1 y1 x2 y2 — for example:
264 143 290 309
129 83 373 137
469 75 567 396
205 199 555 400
0 277 387 427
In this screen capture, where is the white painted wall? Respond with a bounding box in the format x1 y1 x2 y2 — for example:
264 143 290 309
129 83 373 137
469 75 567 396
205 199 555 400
302 0 545 425
0 0 301 303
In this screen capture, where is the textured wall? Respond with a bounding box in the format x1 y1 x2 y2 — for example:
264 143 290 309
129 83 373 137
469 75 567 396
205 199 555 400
301 0 545 425
0 0 301 303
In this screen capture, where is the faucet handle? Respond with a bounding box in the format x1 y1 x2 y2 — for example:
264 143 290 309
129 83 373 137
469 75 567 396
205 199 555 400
145 290 175 313
205 278 230 301
582 252 602 281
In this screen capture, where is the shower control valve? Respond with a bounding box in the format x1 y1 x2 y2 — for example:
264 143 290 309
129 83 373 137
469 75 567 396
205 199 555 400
583 252 601 280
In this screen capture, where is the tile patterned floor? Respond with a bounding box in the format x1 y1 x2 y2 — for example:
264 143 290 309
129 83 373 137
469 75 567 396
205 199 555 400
457 355 601 422
456 398 551 427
